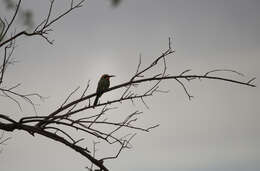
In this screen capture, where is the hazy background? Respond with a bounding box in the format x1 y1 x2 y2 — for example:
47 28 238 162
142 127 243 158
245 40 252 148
0 0 259 171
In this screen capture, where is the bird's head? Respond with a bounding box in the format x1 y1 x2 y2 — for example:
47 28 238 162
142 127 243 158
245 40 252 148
101 74 115 80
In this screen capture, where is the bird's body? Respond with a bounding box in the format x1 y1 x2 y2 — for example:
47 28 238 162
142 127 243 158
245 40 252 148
93 74 115 106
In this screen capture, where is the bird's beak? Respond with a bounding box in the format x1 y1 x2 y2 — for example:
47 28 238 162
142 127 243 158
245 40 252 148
109 75 115 78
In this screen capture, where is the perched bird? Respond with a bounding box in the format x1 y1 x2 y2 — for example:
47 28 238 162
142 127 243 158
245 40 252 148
93 74 115 106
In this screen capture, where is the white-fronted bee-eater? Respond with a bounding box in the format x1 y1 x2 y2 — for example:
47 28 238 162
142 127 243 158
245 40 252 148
93 74 115 106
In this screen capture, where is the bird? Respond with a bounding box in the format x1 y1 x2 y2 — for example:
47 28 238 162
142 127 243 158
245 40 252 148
93 74 115 106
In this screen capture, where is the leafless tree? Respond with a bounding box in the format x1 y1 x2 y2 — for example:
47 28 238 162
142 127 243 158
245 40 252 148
0 1 256 171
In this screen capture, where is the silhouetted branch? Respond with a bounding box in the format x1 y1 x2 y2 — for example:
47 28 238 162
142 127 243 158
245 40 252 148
101 133 136 161
0 0 22 42
0 131 11 145
18 36 254 170
0 18 5 39
0 83 43 112
0 0 256 170
0 40 15 85
36 38 255 127
0 119 108 170
0 0 85 47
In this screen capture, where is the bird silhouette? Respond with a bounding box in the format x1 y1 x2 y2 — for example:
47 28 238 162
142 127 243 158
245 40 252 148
93 74 115 106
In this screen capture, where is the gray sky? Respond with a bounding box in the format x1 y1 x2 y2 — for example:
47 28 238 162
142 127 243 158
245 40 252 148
0 0 259 171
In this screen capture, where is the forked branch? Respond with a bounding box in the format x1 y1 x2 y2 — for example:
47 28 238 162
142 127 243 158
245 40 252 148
0 0 85 47
0 1 256 170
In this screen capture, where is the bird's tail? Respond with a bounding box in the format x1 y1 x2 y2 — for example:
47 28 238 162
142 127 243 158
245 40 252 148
93 95 99 106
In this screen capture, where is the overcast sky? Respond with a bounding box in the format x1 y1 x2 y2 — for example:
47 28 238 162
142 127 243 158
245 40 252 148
0 0 259 171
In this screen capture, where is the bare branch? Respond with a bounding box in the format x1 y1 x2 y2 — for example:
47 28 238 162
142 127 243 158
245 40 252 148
0 0 86 47
0 18 6 39
61 86 80 107
175 78 193 100
0 86 43 113
247 77 256 85
204 69 245 77
43 0 55 29
0 114 17 123
0 131 11 145
88 105 108 128
180 69 192 76
45 126 76 143
0 40 15 85
1 0 22 41
0 122 108 171
141 97 150 109
101 133 136 161
36 59 256 128
0 7 256 169
44 0 85 28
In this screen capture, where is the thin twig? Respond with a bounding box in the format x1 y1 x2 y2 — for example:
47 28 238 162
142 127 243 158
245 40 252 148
1 0 22 40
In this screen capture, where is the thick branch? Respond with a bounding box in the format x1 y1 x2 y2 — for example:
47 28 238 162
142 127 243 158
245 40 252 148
0 121 108 171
